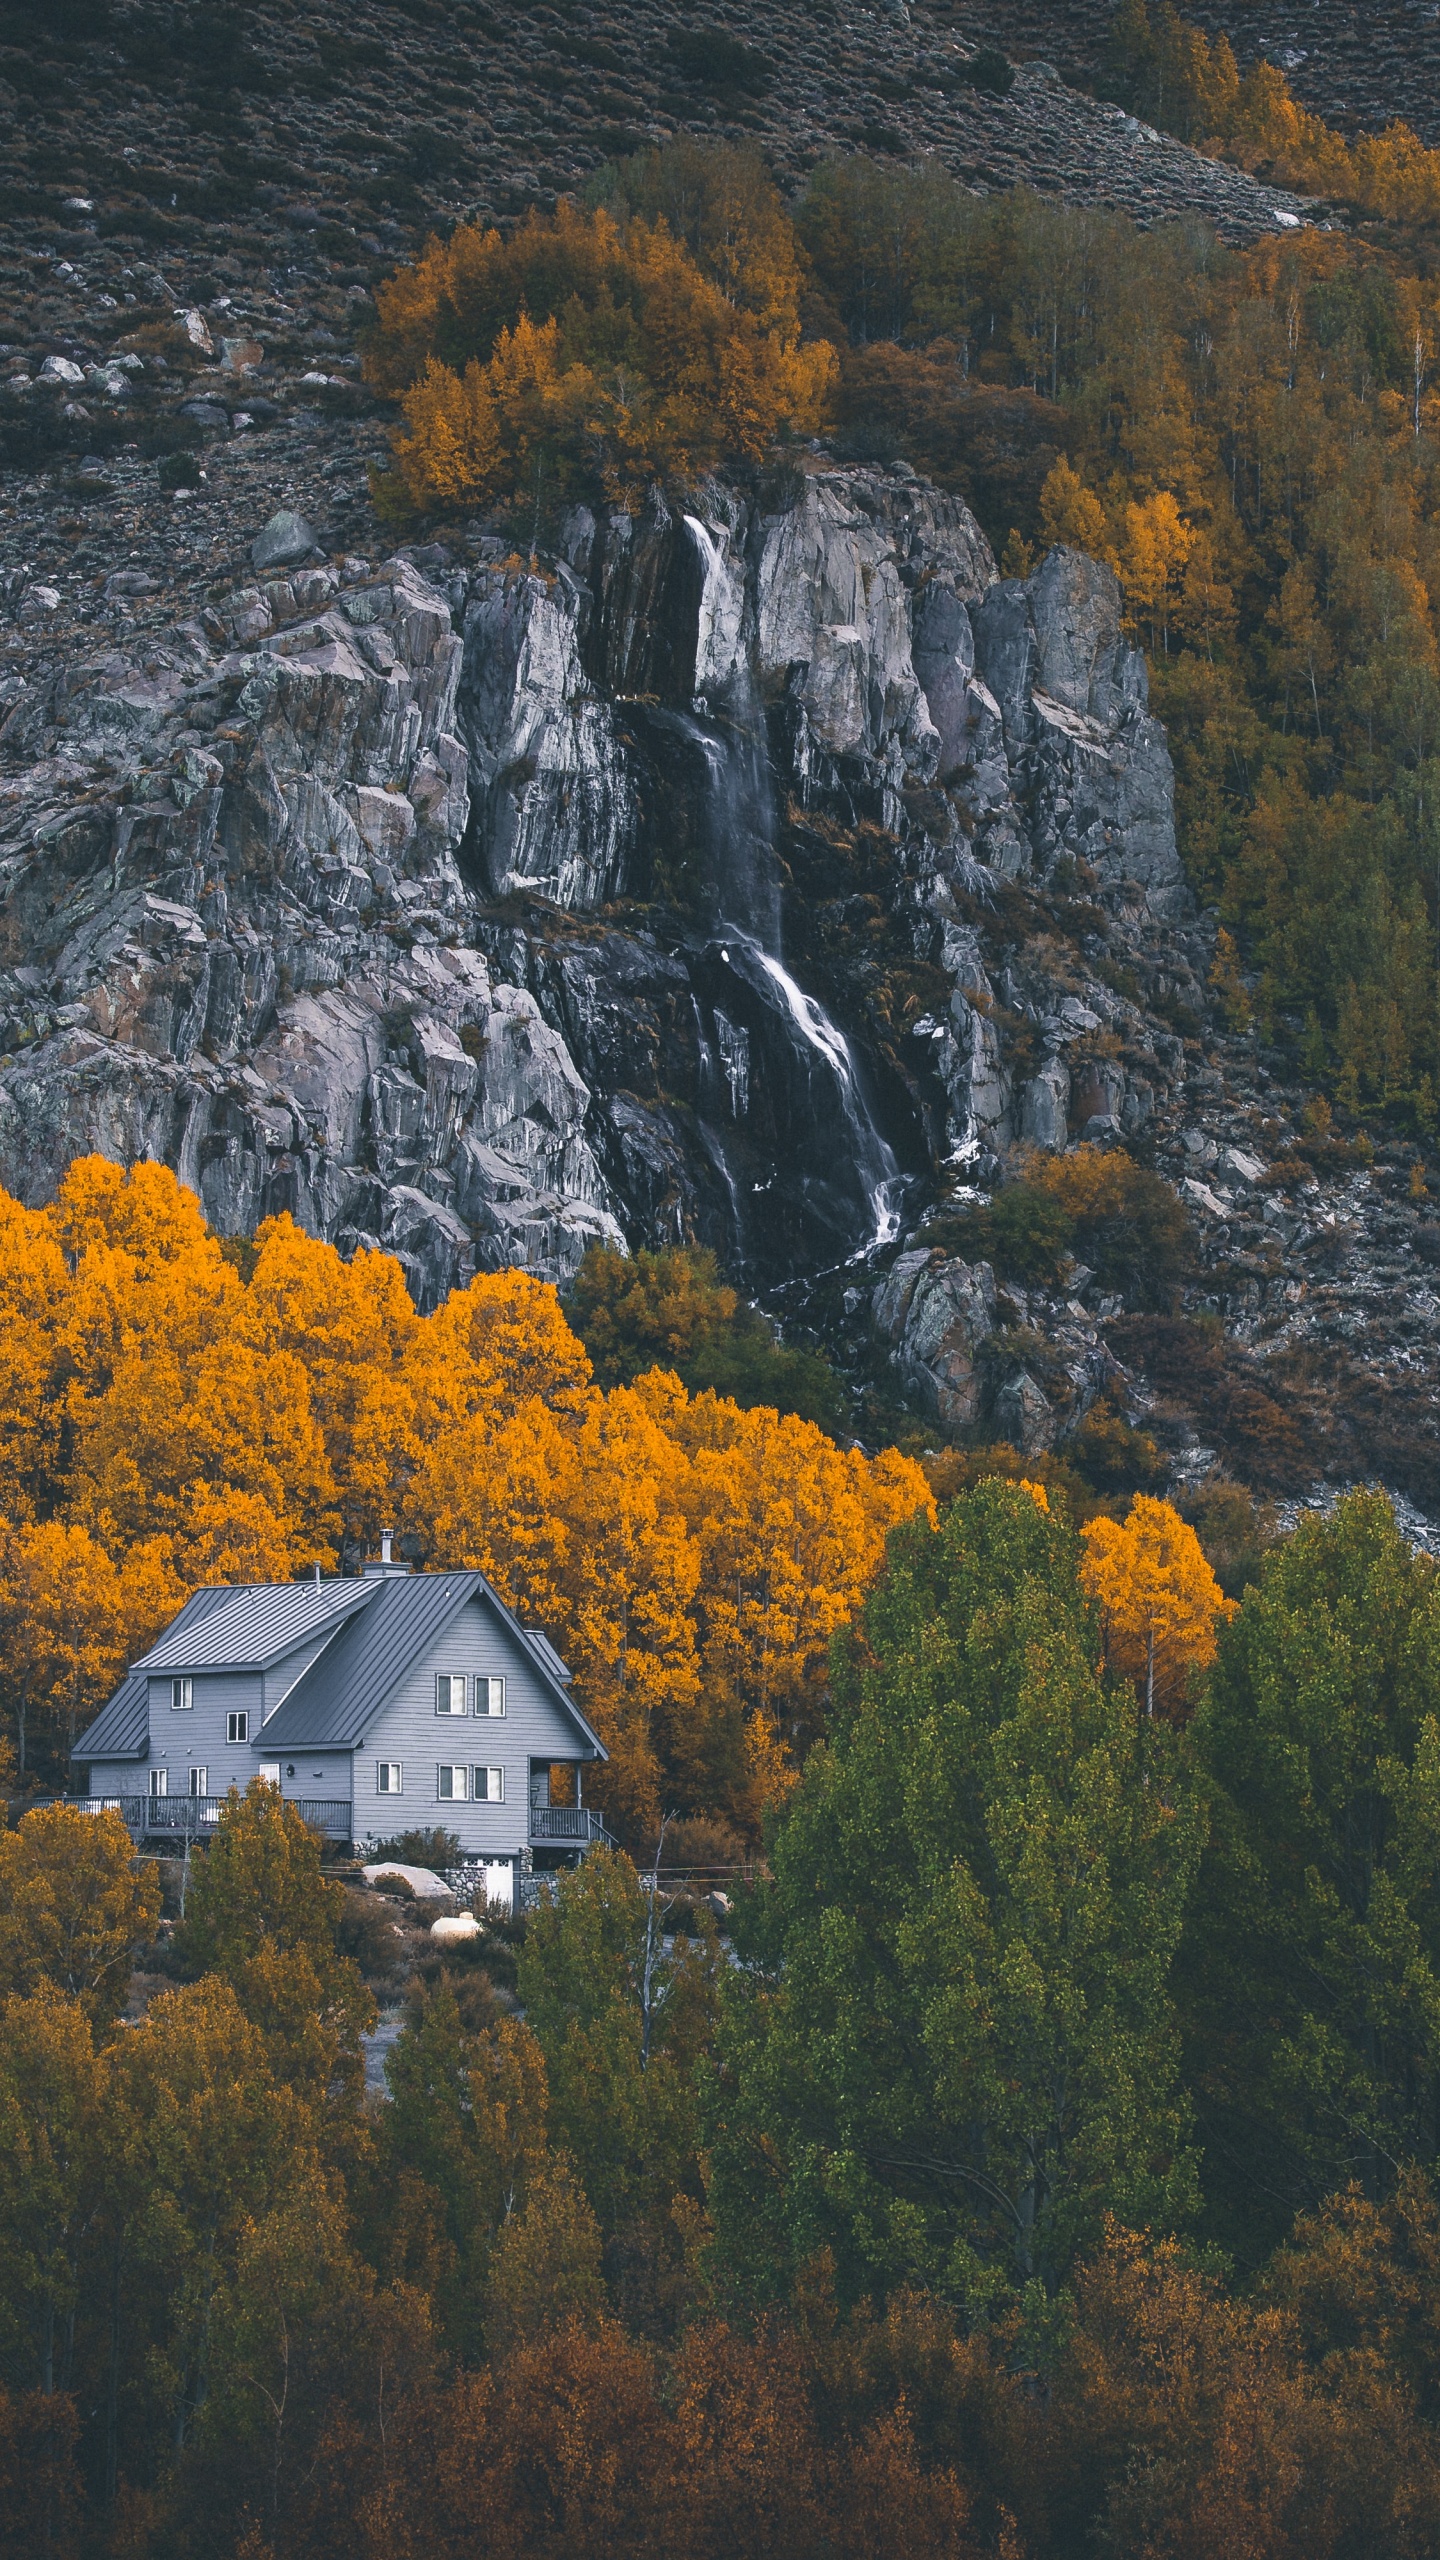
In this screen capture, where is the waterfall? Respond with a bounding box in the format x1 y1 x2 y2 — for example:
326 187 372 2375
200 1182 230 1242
680 515 909 1267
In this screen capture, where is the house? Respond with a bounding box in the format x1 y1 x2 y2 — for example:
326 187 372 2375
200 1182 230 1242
73 1544 610 1909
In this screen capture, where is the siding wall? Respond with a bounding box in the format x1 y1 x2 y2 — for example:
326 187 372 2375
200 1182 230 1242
359 1594 593 1857
145 1669 264 1797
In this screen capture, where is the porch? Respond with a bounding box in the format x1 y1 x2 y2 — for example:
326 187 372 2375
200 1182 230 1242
66 1794 354 1843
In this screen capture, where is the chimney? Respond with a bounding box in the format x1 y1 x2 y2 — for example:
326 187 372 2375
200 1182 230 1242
363 1529 411 1580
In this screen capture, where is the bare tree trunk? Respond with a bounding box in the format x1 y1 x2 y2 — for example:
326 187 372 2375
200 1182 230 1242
640 1811 672 2069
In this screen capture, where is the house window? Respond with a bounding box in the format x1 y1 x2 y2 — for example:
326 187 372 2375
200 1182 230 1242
259 1762 281 1788
377 1762 403 1795
437 1764 470 1801
227 1711 249 1744
190 1767 208 1797
170 1676 193 1712
474 1765 505 1804
436 1673 467 1716
149 1768 168 1798
477 1676 505 1718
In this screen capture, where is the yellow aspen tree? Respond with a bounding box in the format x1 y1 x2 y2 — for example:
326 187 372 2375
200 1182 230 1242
1081 1493 1236 1717
1038 457 1119 569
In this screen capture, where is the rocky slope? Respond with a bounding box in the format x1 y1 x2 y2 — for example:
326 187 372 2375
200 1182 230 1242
977 1 1440 150
7 440 1439 1518
4 3 1439 1518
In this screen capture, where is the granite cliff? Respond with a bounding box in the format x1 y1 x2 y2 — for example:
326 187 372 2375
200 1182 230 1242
0 462 1181 1286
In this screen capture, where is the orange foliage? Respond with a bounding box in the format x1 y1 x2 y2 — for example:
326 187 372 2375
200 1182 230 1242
1080 1493 1236 1717
367 198 836 514
1118 1 1440 224
0 1160 928 1826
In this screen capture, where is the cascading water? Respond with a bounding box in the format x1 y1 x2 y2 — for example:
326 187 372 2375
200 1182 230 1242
679 515 906 1269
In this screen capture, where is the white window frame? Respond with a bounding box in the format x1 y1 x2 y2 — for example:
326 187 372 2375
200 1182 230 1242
435 1672 467 1716
259 1761 281 1788
149 1767 168 1798
189 1767 208 1797
437 1763 469 1801
170 1676 193 1712
376 1762 403 1795
477 1675 505 1718
473 1765 505 1804
227 1710 249 1744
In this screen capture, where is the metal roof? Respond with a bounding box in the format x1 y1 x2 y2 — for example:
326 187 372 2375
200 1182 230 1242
76 1571 605 1766
133 1578 377 1673
73 1666 150 1761
524 1627 573 1684
74 1586 234 1760
257 1572 606 1757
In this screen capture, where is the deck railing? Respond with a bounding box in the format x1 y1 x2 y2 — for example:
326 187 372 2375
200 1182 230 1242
529 1803 614 1848
66 1794 353 1842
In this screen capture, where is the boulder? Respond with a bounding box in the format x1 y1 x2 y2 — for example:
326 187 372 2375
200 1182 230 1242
363 1861 450 1897
873 1249 997 1429
252 508 320 571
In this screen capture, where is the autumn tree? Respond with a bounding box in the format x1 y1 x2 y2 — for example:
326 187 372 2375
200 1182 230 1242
177 1783 375 2116
0 1806 159 2022
0 1520 179 1778
366 188 836 516
1081 1492 1236 1716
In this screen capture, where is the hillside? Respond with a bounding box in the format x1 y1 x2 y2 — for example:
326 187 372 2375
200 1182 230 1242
4 2 1440 1538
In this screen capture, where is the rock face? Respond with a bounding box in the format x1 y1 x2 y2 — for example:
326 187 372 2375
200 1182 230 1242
0 460 1189 1310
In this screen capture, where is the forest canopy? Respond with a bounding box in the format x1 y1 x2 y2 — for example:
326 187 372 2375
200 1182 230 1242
5 1484 1440 2558
0 1157 926 1835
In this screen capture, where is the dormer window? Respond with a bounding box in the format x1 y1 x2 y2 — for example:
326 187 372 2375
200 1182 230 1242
436 1673 467 1716
171 1677 193 1712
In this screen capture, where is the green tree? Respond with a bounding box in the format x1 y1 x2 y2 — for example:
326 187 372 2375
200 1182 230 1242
0 1805 160 2024
0 1987 107 2398
177 1782 375 2117
483 2156 606 2356
710 1482 1204 2314
188 2190 434 2552
517 1847 719 2241
114 1976 324 2453
1180 1491 1440 2267
380 1988 550 2360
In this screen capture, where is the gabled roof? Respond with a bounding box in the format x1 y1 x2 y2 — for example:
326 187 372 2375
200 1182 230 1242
73 1666 150 1762
76 1570 606 1766
255 1571 606 1757
524 1626 573 1684
76 1585 235 1760
133 1578 377 1673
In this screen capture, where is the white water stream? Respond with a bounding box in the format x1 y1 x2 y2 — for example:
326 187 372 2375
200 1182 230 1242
683 515 906 1258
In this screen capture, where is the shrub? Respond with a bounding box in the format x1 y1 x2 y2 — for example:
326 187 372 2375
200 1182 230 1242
1069 1397 1165 1492
962 46 1014 97
1031 1146 1192 1311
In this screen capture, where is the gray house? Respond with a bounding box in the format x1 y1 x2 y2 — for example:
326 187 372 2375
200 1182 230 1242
74 1548 610 1908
